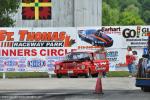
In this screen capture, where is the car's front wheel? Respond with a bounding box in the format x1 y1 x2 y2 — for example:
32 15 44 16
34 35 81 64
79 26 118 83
91 73 98 77
56 74 62 78
91 41 95 46
141 87 150 92
85 71 91 78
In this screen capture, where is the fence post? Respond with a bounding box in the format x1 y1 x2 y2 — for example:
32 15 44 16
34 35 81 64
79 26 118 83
3 72 6 79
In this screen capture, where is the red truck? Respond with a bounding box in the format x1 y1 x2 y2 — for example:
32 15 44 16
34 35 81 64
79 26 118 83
54 51 109 78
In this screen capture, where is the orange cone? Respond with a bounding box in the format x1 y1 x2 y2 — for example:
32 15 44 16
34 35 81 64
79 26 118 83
95 73 103 94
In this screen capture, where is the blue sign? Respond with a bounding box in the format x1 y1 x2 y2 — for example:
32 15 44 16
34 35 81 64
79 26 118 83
28 60 46 67
19 60 26 63
18 68 26 72
5 61 18 67
7 68 15 71
18 64 26 67
0 68 4 71
47 64 54 68
0 64 4 67
143 48 148 55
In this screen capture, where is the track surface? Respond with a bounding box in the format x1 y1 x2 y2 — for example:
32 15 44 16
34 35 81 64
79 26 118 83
0 77 149 100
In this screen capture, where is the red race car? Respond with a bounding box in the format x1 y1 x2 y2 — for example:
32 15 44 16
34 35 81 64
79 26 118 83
54 51 109 78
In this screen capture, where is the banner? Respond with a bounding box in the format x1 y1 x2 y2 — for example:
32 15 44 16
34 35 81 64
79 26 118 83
77 26 149 71
0 28 77 72
0 26 149 72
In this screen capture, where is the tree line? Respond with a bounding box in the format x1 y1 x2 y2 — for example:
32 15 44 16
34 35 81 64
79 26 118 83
0 0 149 26
102 0 150 25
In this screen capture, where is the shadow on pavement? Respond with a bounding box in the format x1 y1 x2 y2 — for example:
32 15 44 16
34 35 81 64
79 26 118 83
0 89 149 100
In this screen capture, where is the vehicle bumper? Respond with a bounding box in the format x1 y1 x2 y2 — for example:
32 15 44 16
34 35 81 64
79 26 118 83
54 69 89 76
136 78 150 87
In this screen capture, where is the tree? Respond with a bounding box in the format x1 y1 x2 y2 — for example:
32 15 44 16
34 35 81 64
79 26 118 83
143 10 150 24
0 0 20 27
102 2 119 26
139 0 150 24
103 0 119 9
142 0 150 11
102 2 110 25
119 0 141 11
119 5 145 25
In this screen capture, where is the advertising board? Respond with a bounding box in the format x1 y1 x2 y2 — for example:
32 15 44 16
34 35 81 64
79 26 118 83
0 27 77 72
0 26 149 72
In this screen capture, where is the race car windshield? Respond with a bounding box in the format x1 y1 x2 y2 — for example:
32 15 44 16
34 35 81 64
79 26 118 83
85 30 96 35
94 53 106 60
64 53 92 61
95 30 103 37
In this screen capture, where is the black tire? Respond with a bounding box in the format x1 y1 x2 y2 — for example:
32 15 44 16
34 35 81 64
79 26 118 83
79 35 81 38
91 41 95 46
56 74 62 78
141 87 150 92
91 73 98 77
69 76 78 78
85 71 91 78
81 37 85 41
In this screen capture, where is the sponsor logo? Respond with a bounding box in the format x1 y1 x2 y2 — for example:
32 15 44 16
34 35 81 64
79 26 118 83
0 60 4 63
47 64 54 68
19 60 26 63
48 68 54 71
101 27 121 34
143 48 148 55
7 68 15 71
28 59 46 68
0 64 5 67
18 68 26 71
5 60 18 67
18 64 26 67
122 26 150 38
0 68 4 71
107 51 118 62
122 28 138 38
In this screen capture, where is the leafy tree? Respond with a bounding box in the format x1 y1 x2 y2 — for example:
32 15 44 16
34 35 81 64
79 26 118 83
109 9 120 25
102 2 110 25
0 0 20 27
119 5 145 25
119 0 141 11
139 0 150 24
103 0 119 9
142 0 150 10
123 4 139 15
102 2 119 26
143 10 150 24
102 0 149 25
119 12 145 25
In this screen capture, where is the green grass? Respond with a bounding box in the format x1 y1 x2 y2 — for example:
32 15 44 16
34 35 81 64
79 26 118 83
0 72 49 78
106 71 130 77
0 71 130 78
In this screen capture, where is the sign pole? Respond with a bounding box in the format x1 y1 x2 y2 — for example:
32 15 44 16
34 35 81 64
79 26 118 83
3 72 6 79
48 72 52 78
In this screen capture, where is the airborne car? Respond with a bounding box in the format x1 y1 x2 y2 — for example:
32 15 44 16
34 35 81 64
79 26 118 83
78 29 113 47
54 51 109 78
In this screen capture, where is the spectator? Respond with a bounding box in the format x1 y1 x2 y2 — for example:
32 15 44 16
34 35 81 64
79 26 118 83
126 46 135 77
132 51 138 76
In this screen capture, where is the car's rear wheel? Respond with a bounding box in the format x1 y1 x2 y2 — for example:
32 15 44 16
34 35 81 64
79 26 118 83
56 74 62 78
91 73 98 77
85 71 91 78
141 87 150 92
69 75 78 78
